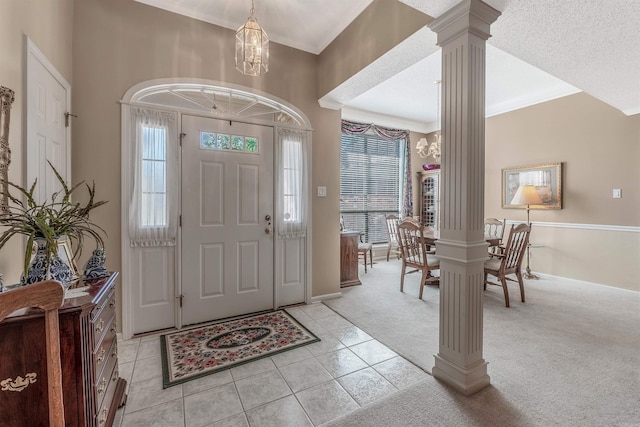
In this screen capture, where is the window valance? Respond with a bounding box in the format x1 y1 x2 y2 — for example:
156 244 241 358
341 120 413 217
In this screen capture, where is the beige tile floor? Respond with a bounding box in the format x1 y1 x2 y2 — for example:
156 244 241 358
113 302 429 426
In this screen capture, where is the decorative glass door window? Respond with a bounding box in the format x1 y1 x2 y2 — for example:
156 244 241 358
200 131 258 153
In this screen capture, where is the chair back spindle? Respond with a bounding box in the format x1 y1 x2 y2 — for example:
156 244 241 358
484 217 504 237
484 223 531 307
502 224 530 272
384 214 402 261
485 217 507 256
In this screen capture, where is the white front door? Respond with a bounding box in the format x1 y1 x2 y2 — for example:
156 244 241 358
181 115 274 325
26 38 70 201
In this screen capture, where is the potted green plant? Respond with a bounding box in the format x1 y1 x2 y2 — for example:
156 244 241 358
0 161 107 285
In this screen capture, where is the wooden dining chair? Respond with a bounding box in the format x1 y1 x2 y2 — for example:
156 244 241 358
0 280 66 426
484 217 506 256
384 214 401 261
484 223 531 307
358 233 373 273
397 219 440 299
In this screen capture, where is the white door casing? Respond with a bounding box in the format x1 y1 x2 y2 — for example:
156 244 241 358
26 37 71 201
181 115 274 325
120 80 313 339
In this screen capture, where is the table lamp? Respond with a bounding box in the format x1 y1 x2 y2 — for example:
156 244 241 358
510 185 543 279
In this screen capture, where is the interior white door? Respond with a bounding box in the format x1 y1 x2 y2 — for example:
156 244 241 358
181 115 274 325
26 38 70 202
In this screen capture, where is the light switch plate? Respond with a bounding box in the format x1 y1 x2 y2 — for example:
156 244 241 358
612 188 621 199
317 186 327 197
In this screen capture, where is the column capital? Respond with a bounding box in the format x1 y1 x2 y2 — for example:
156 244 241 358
429 0 501 46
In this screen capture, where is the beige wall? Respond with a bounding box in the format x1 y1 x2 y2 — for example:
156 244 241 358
70 0 343 313
408 94 640 290
0 0 74 281
317 0 431 99
2 1 637 306
486 93 640 290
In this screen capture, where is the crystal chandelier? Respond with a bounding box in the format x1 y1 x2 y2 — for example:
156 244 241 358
235 0 269 77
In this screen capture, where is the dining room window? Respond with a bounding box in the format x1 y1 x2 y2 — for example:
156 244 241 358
340 132 404 244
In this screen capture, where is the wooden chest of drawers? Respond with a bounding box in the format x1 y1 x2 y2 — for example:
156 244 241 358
340 231 361 287
0 273 126 427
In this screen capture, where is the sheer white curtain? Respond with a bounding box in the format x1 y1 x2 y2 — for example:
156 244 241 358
128 107 178 247
277 128 307 238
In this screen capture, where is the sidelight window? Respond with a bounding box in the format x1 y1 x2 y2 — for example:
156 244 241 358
141 125 167 228
277 128 307 238
128 107 178 247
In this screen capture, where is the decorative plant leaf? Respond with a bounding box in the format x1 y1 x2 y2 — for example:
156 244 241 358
0 162 108 278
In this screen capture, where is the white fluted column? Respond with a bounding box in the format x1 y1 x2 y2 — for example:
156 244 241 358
430 0 500 396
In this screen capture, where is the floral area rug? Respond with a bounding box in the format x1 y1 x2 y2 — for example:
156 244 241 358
160 310 319 388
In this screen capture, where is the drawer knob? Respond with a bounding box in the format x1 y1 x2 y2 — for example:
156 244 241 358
109 299 116 308
98 377 107 395
99 408 108 425
97 347 106 364
95 319 104 334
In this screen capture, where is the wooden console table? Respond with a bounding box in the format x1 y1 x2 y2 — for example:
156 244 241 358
340 231 362 287
0 273 126 426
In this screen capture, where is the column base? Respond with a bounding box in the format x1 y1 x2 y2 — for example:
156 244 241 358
433 354 490 396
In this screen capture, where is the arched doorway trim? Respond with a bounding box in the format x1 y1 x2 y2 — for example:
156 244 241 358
121 78 312 130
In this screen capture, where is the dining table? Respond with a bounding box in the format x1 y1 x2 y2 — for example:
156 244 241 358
414 229 502 287
421 228 502 248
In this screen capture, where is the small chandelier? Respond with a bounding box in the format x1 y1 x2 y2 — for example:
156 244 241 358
427 133 441 162
416 134 441 162
235 0 269 77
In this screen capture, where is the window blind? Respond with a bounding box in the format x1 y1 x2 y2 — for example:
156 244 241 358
340 133 403 244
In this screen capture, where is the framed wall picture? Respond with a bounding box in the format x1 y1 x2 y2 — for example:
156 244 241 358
502 163 563 209
57 238 79 279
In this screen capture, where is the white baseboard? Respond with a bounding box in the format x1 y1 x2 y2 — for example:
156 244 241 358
532 272 639 293
311 292 342 303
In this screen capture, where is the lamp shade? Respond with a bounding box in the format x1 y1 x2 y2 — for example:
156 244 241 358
510 185 543 206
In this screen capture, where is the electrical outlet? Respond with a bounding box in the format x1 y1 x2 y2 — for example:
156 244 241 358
612 189 621 199
317 186 327 197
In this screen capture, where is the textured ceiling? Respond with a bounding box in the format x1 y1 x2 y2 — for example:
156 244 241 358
401 0 640 116
136 0 640 132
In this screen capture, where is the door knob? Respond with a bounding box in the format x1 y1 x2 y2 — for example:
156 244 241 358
265 227 273 235
265 214 271 221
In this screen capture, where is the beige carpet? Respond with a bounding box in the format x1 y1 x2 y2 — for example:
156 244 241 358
324 259 640 426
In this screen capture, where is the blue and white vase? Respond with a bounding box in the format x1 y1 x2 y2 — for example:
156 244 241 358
83 247 109 279
20 238 73 286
